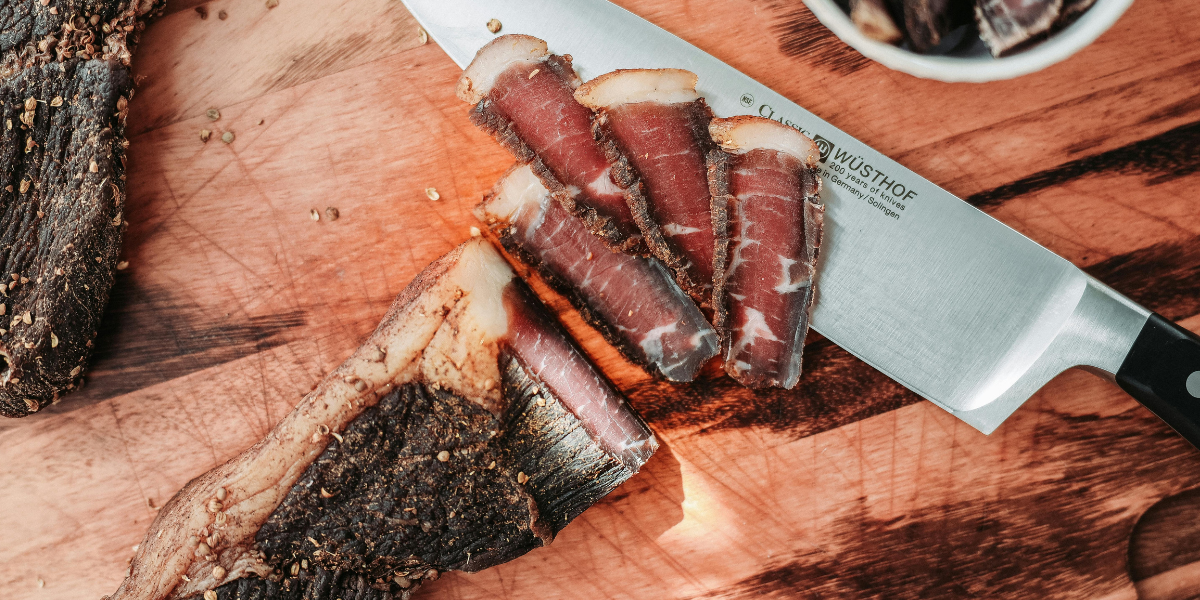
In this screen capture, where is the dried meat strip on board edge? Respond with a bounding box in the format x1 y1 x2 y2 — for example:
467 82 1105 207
108 239 658 600
476 164 718 382
575 68 719 305
708 116 824 390
0 0 163 417
457 34 671 258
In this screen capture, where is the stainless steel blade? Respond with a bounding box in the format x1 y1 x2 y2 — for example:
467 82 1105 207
400 0 1150 433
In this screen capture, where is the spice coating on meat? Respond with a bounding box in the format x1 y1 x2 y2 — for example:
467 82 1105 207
459 35 662 256
0 58 130 417
477 165 718 382
0 0 159 77
576 69 719 303
709 117 824 389
112 239 656 600
0 0 162 417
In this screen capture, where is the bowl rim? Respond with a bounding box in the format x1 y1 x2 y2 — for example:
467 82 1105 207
801 0 1135 82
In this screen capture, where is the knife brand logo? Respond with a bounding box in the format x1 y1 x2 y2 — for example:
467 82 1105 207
739 93 755 108
812 135 834 164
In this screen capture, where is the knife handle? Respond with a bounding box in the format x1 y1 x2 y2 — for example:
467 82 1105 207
1116 313 1200 448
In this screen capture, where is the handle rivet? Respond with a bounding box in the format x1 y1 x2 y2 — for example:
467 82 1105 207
1188 371 1200 399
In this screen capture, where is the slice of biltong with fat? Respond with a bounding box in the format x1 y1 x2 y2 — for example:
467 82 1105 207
108 239 657 600
476 164 718 382
708 116 824 390
457 35 669 258
575 68 720 304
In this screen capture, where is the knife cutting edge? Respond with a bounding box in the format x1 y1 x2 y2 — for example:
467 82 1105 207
399 0 1200 447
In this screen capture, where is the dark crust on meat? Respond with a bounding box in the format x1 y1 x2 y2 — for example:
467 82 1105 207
0 58 130 417
185 561 425 600
467 55 648 256
0 0 163 417
0 0 161 78
594 98 716 304
244 351 634 596
482 215 665 380
706 148 734 346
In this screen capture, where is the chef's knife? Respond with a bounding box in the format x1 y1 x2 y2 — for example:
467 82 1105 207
400 0 1200 447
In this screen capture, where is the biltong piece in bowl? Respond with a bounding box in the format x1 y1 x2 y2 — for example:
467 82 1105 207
108 239 657 600
708 116 824 390
457 34 665 257
575 68 719 304
476 164 718 382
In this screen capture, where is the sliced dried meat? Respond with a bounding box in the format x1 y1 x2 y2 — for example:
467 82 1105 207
575 68 718 303
109 239 657 600
457 35 666 257
975 0 1063 56
708 116 824 389
476 164 718 382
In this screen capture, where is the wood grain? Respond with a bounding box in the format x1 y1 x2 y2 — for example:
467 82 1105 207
1 0 1199 598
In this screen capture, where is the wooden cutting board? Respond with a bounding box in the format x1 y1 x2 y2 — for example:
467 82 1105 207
3 0 1200 598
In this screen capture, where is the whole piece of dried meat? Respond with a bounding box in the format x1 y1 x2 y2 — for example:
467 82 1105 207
708 116 824 389
108 239 658 600
0 0 161 417
476 164 718 382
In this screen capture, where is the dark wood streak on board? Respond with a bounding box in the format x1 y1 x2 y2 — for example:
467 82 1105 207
767 0 874 75
65 278 306 406
966 120 1200 210
1129 486 1200 584
634 232 1200 439
693 404 1200 600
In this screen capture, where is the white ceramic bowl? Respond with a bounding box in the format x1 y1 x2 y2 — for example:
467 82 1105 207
801 0 1135 82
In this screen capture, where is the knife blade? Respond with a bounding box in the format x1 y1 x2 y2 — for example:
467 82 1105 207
400 0 1200 446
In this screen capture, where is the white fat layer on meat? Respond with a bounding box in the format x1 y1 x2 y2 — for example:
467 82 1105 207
585 167 624 200
479 164 547 222
710 116 820 166
662 223 703 236
729 307 782 374
114 239 516 600
774 256 813 294
457 34 549 105
574 68 699 109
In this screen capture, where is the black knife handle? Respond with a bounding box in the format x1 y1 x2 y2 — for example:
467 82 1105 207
1116 313 1200 448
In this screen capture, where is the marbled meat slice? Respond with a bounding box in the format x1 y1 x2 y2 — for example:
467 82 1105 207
0 0 162 417
575 68 718 303
476 164 718 382
708 116 824 389
108 239 657 600
975 0 1063 56
457 34 664 256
